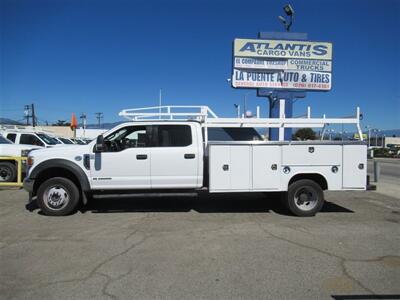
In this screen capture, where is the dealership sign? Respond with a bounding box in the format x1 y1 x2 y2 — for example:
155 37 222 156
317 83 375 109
234 38 332 60
234 57 332 72
232 69 331 91
232 38 332 91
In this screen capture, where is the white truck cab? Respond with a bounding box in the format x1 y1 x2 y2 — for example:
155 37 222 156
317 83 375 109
3 130 62 148
23 106 368 217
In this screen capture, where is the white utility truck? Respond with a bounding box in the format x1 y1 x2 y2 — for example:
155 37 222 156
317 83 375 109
0 134 42 182
23 105 367 217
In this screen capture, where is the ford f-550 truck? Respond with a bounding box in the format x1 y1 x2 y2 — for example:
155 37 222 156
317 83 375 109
23 105 367 217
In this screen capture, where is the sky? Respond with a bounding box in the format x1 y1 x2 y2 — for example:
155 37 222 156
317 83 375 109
1 0 399 130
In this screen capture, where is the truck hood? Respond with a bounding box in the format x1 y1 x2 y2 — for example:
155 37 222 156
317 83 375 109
0 144 42 156
30 144 91 159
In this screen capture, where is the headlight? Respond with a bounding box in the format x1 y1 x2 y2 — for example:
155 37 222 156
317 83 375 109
21 149 31 157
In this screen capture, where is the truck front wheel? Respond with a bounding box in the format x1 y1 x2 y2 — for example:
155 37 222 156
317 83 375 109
285 179 324 217
37 177 80 216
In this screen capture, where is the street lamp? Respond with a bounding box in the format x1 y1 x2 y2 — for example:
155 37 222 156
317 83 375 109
234 104 240 118
375 129 380 147
278 4 295 32
365 125 371 147
244 93 248 117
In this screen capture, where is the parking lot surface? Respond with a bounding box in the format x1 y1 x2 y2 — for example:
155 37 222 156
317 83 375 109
1 187 399 300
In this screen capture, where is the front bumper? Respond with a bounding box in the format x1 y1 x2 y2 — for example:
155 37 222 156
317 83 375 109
23 177 34 193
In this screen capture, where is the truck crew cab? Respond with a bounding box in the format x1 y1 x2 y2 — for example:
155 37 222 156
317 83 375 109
23 106 367 217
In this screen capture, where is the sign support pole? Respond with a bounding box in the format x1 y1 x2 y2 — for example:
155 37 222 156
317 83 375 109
258 31 308 141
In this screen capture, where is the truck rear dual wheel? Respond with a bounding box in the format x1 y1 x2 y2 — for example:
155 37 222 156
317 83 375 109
284 179 324 217
36 177 80 216
0 162 17 182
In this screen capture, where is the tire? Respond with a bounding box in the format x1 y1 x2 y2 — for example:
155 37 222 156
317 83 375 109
0 161 17 182
36 177 80 216
285 179 324 217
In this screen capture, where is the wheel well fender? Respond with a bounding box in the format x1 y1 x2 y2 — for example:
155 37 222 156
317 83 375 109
288 173 328 190
30 159 90 196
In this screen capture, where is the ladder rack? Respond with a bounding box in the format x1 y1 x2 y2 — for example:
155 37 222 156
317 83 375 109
119 104 364 142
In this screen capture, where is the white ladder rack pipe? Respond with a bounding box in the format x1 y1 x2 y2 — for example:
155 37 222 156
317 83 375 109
118 105 364 142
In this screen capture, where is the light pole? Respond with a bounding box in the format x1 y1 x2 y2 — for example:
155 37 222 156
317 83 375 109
234 104 240 118
159 88 162 119
243 93 248 118
365 125 371 147
278 4 295 32
375 129 380 147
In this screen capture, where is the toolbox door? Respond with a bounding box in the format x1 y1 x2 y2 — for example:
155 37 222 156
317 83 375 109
252 145 281 190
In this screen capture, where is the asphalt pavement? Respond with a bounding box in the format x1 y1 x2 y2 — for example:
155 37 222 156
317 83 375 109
1 186 399 299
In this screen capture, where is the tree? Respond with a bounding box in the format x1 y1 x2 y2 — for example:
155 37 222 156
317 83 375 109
293 128 317 141
52 120 71 126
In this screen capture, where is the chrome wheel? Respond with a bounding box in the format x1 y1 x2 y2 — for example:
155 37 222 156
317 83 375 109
43 186 70 210
0 165 13 182
294 187 318 211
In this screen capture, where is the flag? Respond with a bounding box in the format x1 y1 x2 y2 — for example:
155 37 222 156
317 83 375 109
70 113 78 131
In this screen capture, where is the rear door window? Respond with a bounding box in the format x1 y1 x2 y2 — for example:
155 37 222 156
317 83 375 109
155 125 192 147
6 133 16 142
20 134 45 146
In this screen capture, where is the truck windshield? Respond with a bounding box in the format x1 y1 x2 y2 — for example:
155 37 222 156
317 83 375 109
36 133 60 145
59 137 74 144
208 128 262 141
0 135 13 144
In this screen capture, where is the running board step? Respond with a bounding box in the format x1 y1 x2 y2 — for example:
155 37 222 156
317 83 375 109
92 192 199 199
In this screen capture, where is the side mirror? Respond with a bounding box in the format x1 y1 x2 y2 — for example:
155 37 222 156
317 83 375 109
94 135 104 152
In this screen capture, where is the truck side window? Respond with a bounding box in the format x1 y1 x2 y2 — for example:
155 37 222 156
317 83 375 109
155 125 192 147
20 134 45 147
6 133 16 142
103 126 151 152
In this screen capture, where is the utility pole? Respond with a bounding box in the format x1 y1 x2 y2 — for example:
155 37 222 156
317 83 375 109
95 112 103 128
31 103 36 127
24 105 31 125
80 113 87 137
